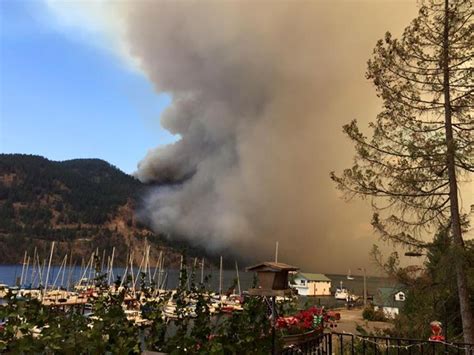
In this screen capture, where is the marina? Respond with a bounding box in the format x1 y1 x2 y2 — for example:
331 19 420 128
0 255 393 311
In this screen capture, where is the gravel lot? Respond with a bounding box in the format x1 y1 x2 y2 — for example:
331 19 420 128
330 307 392 335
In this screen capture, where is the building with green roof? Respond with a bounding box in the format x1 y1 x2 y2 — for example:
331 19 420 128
291 272 332 296
373 286 406 318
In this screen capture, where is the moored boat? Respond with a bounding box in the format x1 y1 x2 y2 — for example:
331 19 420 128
334 281 349 300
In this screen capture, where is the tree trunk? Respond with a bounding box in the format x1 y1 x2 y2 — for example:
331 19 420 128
442 0 474 344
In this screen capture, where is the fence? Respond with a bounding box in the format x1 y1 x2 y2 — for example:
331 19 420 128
332 333 473 355
281 332 474 355
281 333 332 354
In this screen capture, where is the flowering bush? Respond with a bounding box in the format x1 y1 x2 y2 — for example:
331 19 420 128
276 307 340 335
276 316 299 331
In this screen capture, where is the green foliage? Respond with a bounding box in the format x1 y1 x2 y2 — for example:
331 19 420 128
0 154 142 224
330 0 473 246
0 260 278 353
330 0 474 341
0 272 141 354
362 305 386 322
142 292 168 351
214 296 272 354
362 306 375 321
385 230 474 341
276 295 299 317
0 291 92 353
86 290 141 353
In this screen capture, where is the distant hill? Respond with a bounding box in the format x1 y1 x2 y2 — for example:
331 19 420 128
0 154 201 266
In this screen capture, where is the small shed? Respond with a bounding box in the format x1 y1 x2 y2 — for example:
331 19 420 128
246 261 299 297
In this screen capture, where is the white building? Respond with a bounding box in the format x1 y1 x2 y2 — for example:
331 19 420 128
292 273 332 296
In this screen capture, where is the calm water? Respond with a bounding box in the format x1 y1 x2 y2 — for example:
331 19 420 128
0 265 392 298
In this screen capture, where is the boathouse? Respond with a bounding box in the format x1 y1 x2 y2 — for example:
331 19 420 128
291 273 331 296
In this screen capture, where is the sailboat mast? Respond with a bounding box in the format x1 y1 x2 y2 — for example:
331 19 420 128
108 247 115 285
24 256 30 288
20 251 27 287
152 250 162 282
78 253 92 288
43 241 55 297
219 256 223 299
100 249 106 273
120 253 129 289
30 247 37 286
87 251 95 287
189 257 197 290
60 254 67 288
133 249 145 291
52 254 67 289
275 241 279 263
147 245 152 284
201 258 204 284
130 252 135 293
235 261 241 296
66 252 74 291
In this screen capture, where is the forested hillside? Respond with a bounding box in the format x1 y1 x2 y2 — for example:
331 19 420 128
0 154 194 265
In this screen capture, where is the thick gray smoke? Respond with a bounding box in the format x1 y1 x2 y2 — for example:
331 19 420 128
122 1 418 273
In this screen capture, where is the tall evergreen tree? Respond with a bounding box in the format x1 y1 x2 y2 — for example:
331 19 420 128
331 0 473 341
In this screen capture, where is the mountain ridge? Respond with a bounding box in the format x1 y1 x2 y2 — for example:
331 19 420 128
0 153 203 266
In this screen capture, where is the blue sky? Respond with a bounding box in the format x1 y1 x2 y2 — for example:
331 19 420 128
0 0 175 174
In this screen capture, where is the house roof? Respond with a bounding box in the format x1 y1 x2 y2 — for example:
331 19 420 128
246 261 299 272
297 273 331 282
374 287 406 308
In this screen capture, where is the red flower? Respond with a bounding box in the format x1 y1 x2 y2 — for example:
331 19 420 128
276 316 299 329
278 306 337 334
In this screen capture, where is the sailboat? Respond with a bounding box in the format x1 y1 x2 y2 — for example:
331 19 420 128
347 269 354 280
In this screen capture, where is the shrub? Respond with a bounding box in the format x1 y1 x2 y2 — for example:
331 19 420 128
362 305 375 321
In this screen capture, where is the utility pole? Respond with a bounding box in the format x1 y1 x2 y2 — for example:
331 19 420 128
358 267 367 306
275 241 279 263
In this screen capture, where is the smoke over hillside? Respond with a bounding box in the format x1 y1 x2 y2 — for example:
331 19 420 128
119 1 418 272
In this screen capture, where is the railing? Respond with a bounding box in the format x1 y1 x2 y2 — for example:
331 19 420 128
281 333 332 354
281 332 474 355
332 333 474 355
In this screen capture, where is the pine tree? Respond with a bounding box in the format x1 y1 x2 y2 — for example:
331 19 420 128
331 0 473 342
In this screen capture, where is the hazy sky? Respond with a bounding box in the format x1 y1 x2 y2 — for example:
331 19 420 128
1 0 472 273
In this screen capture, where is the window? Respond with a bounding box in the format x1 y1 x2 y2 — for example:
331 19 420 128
300 280 306 285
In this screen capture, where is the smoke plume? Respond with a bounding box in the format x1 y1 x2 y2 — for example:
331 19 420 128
120 1 419 273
